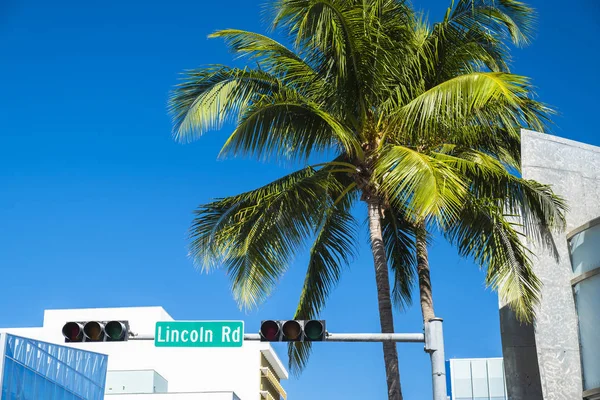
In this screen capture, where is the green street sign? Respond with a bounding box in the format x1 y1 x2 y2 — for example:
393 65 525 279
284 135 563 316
155 321 244 348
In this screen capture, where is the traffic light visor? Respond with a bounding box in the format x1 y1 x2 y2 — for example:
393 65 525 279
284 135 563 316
105 321 126 340
305 320 325 340
83 321 104 341
282 320 302 340
260 320 280 341
62 322 83 341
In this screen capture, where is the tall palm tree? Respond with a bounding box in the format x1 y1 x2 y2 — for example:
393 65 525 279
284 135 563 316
394 0 567 332
168 1 565 398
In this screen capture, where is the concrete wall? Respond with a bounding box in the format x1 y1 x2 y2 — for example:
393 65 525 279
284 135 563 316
500 130 600 399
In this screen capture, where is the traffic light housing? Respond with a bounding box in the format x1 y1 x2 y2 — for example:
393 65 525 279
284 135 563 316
260 320 326 342
62 320 130 342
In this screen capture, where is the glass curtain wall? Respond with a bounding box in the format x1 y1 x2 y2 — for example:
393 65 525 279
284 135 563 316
568 218 600 395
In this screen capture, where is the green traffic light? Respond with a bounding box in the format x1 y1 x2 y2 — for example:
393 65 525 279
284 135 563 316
304 320 324 340
105 321 125 340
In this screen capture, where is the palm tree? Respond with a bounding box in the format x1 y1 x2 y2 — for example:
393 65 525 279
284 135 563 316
168 1 565 398
394 0 567 334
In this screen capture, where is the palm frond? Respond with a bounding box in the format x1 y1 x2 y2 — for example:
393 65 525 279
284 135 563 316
271 0 374 125
288 186 359 375
432 147 566 261
169 66 282 142
220 90 363 161
375 144 468 224
389 72 551 146
382 207 417 309
446 0 536 47
209 29 323 91
443 199 539 321
189 166 341 309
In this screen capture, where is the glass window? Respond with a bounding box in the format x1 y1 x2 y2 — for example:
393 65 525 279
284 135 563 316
569 223 600 275
453 360 474 398
574 273 600 391
471 359 489 398
36 374 48 400
2 357 13 399
22 365 36 399
54 384 67 400
487 359 506 398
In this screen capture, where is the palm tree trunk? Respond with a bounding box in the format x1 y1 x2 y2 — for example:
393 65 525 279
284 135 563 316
416 222 435 322
416 222 448 399
367 198 403 400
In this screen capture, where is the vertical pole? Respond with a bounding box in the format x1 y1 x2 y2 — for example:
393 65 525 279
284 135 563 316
425 318 447 400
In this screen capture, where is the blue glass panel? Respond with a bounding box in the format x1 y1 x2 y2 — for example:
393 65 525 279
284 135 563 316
22 365 36 399
2 357 14 397
54 383 66 400
10 360 22 397
38 375 49 400
1 334 108 400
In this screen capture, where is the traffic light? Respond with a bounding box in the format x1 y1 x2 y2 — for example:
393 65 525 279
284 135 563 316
259 320 326 342
61 320 130 342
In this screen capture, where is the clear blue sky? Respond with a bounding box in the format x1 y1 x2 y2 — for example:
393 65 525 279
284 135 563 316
1 1 598 398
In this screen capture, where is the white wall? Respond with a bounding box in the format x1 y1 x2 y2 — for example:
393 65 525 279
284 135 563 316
1 307 287 400
105 392 239 400
105 370 168 394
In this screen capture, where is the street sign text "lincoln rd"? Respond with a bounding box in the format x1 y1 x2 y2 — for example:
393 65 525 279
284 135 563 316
155 321 244 347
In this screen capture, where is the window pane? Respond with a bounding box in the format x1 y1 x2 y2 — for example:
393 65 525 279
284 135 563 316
2 358 14 396
23 366 36 399
569 223 600 275
487 359 506 398
36 375 49 400
574 273 600 391
54 384 67 400
471 359 489 398
452 360 473 398
9 361 22 399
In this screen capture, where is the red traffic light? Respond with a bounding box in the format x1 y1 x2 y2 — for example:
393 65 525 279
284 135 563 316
260 320 280 341
62 322 83 342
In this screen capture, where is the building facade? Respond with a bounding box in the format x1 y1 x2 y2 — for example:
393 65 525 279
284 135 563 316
445 358 508 400
1 307 287 400
0 333 108 400
500 130 600 400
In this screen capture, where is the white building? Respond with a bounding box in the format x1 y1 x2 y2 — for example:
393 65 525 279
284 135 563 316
0 306 288 400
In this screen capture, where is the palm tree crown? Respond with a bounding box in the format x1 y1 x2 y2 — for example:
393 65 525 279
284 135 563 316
169 0 566 394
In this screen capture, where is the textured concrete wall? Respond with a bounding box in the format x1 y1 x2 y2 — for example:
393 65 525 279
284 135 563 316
499 306 543 399
500 130 600 399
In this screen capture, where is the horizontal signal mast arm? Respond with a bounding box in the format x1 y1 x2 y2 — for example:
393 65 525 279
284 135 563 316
129 332 425 342
245 333 425 342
